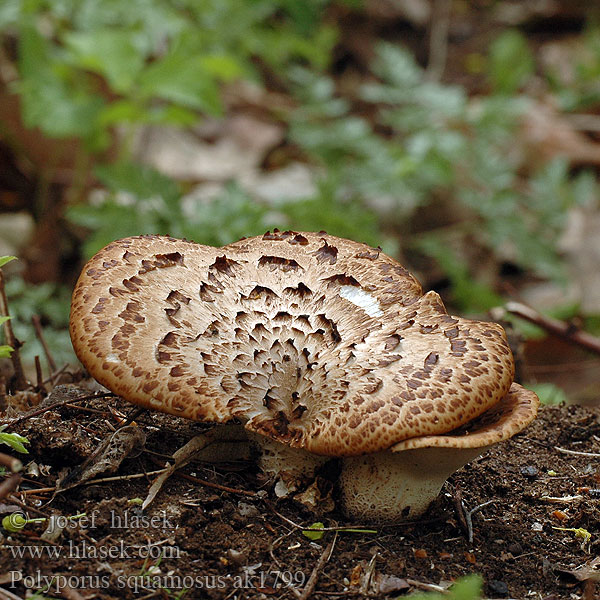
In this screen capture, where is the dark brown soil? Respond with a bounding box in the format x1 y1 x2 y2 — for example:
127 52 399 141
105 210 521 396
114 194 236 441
1 395 599 600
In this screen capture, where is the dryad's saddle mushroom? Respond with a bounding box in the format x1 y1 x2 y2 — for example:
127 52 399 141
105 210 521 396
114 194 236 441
70 231 538 522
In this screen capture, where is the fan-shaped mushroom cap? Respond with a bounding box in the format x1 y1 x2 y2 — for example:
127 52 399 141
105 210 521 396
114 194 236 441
70 231 516 457
339 383 539 522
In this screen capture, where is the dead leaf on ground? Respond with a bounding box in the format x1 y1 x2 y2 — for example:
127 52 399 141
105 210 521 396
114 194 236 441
56 425 146 492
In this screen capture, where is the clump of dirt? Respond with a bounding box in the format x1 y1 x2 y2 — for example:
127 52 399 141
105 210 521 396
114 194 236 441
1 396 598 599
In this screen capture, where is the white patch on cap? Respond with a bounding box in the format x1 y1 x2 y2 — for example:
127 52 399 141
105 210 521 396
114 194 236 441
339 285 384 317
106 353 120 364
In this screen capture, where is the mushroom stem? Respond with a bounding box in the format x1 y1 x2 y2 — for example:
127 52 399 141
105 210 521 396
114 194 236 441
339 446 487 523
248 434 330 496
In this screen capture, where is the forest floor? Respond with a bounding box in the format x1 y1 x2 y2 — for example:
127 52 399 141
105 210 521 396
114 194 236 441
1 389 599 600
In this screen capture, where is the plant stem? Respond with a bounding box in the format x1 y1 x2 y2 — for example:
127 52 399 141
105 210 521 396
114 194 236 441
0 270 28 390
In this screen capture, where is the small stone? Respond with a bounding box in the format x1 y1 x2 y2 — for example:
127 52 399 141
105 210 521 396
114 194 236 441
520 465 538 478
488 580 509 597
238 502 259 518
508 542 522 554
531 522 543 531
227 549 247 565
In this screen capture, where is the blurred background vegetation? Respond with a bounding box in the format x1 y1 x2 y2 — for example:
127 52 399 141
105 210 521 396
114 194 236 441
0 0 599 404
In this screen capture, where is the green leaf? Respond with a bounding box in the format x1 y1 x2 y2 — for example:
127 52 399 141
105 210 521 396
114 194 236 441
2 512 27 533
94 162 181 205
138 53 223 114
526 383 568 406
0 427 30 454
302 522 325 541
0 256 17 268
410 574 483 600
0 344 14 358
17 26 106 142
64 29 146 93
488 30 534 94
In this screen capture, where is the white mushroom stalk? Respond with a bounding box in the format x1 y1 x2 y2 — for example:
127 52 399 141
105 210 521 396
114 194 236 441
70 230 539 522
339 384 539 522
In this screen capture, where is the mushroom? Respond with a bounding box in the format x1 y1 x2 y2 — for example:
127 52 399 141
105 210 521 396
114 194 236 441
70 231 538 522
339 383 538 521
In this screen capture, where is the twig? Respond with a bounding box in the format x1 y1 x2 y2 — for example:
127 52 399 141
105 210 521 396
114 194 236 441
405 579 446 593
0 586 26 600
540 495 583 503
262 499 377 534
2 392 114 431
453 487 469 538
171 468 257 497
296 535 337 600
0 452 22 473
0 269 28 390
150 448 257 498
19 468 170 495
464 500 496 544
42 363 70 385
503 301 600 355
0 473 21 500
564 113 600 133
426 0 452 82
33 355 46 394
32 314 57 374
268 531 295 568
555 447 600 458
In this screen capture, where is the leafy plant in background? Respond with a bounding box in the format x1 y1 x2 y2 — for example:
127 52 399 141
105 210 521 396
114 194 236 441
0 256 17 358
290 42 596 312
0 0 339 153
66 161 383 257
1 0 599 368
3 276 76 367
545 25 600 111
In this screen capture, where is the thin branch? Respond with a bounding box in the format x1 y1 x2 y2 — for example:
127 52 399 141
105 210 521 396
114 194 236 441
32 314 57 374
34 355 46 394
0 269 28 390
296 534 337 600
503 301 600 356
2 392 114 431
0 452 22 473
19 468 170 495
0 586 26 600
426 0 452 82
555 447 600 458
463 499 495 544
0 473 21 500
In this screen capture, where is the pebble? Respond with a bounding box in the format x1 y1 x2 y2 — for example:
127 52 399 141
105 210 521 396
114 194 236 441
488 580 509 597
520 465 538 478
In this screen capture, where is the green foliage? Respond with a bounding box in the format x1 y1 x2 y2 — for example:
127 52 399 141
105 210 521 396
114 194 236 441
68 162 383 257
3 3 598 323
526 383 568 406
416 237 503 313
546 26 600 112
3 276 75 366
408 575 482 600
0 256 17 268
0 425 30 454
0 316 13 358
488 30 535 94
289 42 592 312
303 522 326 540
0 255 17 357
1 0 337 152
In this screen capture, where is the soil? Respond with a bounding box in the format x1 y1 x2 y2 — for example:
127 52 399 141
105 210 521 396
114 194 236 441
1 391 599 600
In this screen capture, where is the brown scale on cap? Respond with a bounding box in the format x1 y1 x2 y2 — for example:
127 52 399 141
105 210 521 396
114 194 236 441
70 231 517 456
